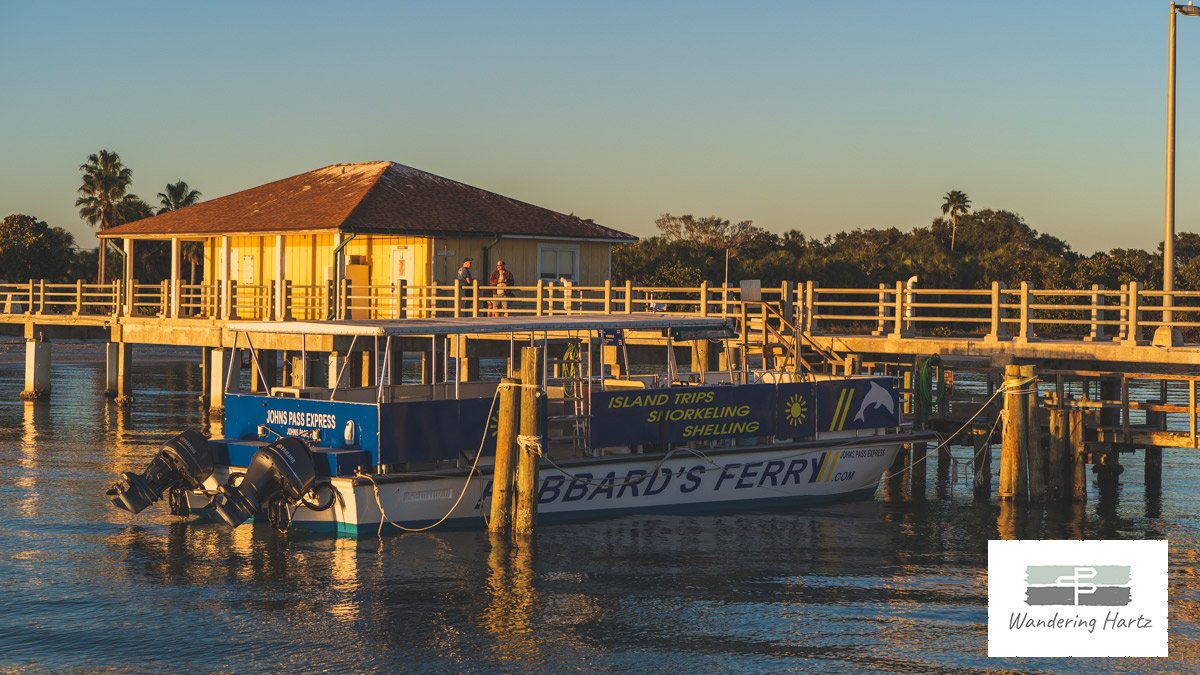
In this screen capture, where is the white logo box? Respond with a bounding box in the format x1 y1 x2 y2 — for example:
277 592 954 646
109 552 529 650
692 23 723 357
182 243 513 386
988 539 1168 658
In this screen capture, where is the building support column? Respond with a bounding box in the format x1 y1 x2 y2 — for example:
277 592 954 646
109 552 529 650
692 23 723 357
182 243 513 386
219 236 232 319
274 234 287 320
123 238 136 314
19 335 50 401
169 237 181 318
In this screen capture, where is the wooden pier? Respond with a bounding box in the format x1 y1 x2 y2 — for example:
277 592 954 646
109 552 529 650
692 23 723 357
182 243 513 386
3 276 1200 504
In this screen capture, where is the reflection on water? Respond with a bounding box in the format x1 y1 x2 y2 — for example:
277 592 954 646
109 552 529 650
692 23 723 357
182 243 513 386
0 341 1197 671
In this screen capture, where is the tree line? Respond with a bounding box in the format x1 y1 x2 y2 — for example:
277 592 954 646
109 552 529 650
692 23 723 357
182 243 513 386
614 199 1189 293
0 167 1189 294
0 149 200 284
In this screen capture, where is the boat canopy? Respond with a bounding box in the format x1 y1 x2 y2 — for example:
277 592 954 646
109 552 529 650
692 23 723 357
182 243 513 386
226 315 736 338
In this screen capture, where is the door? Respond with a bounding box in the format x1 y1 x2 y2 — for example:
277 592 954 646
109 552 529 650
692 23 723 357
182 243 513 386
239 254 257 317
391 246 414 317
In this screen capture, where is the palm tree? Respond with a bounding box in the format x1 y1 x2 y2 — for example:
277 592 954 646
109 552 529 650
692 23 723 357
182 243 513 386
941 190 972 252
76 150 133 284
156 181 203 284
156 180 201 213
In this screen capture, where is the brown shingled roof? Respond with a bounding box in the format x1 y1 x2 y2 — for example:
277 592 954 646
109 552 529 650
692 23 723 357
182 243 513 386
99 161 636 242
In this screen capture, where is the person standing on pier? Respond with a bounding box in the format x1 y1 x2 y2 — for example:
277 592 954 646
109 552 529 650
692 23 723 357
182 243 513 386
456 258 474 311
488 259 514 317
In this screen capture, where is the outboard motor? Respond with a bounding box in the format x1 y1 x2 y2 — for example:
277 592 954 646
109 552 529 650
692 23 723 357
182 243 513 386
107 430 214 514
210 437 317 528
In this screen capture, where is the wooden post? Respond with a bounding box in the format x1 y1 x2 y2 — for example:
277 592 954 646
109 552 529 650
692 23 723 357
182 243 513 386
513 346 543 536
999 364 1025 500
910 442 926 502
624 280 633 314
471 279 480 318
1021 364 1043 500
73 279 83 315
1145 398 1165 498
698 280 709 317
1047 407 1069 501
973 418 992 502
536 280 545 317
453 279 462 318
1070 407 1087 504
603 279 613 314
489 377 520 532
883 444 909 503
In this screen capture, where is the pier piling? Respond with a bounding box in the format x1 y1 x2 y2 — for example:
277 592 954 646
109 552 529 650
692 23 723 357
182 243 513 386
910 442 927 502
999 365 1025 500
1047 406 1070 501
1021 364 1044 500
113 342 134 407
104 342 119 398
1069 408 1087 503
20 336 50 402
489 377 520 532
972 418 991 502
513 347 543 536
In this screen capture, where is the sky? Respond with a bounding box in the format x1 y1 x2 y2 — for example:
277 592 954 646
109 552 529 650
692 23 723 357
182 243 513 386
0 0 1195 255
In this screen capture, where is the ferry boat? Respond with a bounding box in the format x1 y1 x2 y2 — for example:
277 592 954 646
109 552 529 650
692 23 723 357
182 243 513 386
107 315 931 537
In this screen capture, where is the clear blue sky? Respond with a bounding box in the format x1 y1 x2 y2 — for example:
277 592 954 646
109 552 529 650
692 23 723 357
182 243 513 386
0 0 1194 254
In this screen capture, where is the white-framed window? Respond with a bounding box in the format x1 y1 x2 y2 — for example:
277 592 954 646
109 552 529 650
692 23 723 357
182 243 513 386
537 243 579 282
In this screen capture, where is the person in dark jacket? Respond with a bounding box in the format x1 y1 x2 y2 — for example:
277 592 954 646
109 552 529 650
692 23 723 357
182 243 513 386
488 259 514 316
456 258 474 311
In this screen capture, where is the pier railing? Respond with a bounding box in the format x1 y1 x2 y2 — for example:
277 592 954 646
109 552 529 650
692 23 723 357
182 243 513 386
4 277 1200 345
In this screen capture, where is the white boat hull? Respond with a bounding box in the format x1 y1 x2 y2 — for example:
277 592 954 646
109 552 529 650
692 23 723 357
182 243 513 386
191 440 905 537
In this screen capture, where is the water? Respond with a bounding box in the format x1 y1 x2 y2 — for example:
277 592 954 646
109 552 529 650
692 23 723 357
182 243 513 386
1 341 1198 672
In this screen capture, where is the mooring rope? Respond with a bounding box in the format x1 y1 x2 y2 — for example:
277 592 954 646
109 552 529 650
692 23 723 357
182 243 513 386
355 386 500 537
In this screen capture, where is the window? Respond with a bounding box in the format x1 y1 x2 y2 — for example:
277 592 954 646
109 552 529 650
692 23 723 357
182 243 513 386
538 244 579 281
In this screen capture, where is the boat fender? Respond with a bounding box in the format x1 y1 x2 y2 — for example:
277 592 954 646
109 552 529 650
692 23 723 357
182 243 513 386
210 437 318 527
106 429 214 514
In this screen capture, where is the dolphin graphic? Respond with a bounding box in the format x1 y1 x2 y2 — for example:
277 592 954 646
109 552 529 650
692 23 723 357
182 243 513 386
853 381 895 423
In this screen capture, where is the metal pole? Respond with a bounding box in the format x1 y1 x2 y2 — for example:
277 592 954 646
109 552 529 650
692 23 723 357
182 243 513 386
1165 2 1177 324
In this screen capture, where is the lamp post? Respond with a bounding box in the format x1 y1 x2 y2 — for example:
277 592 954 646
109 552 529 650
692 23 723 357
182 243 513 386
1156 2 1200 346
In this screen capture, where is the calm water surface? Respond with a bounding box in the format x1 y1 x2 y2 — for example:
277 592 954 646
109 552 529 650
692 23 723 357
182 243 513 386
0 340 1198 673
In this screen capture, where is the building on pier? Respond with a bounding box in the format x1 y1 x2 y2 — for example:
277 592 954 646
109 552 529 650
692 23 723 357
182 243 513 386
98 161 635 319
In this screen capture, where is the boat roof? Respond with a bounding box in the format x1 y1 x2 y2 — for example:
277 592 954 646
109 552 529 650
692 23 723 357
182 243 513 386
226 314 734 337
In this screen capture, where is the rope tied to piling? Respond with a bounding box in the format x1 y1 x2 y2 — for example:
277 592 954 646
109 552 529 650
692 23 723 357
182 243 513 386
516 434 543 456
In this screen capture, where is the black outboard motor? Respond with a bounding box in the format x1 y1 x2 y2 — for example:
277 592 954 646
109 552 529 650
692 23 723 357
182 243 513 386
210 437 317 527
107 430 214 514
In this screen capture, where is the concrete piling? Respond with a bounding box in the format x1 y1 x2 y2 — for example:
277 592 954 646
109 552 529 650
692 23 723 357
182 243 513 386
208 347 238 414
20 337 51 401
113 342 134 407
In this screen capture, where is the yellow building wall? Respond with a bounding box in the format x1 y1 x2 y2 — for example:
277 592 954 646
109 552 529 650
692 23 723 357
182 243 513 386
199 233 609 288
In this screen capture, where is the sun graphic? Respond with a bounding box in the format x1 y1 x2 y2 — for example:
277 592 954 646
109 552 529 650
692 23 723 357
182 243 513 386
785 394 808 426
489 409 500 438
